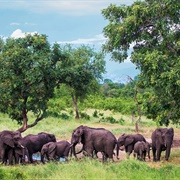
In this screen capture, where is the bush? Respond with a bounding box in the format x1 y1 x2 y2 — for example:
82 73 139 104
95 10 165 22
80 112 90 120
59 113 69 120
93 110 98 118
118 117 125 125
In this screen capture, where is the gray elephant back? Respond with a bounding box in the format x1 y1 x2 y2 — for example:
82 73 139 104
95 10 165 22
83 126 117 143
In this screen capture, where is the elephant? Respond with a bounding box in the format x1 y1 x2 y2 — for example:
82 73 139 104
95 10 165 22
6 146 29 164
134 141 151 161
21 132 56 163
117 133 146 158
71 125 118 162
151 128 174 161
0 130 25 165
41 140 72 164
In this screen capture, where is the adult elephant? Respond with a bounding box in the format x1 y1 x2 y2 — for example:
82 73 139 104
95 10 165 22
0 130 25 164
117 133 146 157
41 140 72 164
22 132 56 163
151 128 174 161
71 125 118 161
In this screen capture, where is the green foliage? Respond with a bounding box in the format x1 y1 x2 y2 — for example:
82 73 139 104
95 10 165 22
93 110 98 117
58 44 105 99
0 34 62 131
0 167 27 179
99 115 125 125
80 112 90 120
102 0 180 125
56 44 106 118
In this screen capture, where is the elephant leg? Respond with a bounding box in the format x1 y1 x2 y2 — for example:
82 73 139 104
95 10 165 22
7 149 14 165
152 148 156 162
1 149 6 164
143 152 146 161
29 153 34 163
139 151 143 161
147 150 151 159
92 150 98 158
156 147 162 161
126 146 132 158
103 153 108 162
83 145 94 157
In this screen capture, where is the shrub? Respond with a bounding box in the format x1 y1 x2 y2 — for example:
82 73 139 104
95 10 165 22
93 110 98 118
80 112 90 120
118 117 125 125
59 113 69 120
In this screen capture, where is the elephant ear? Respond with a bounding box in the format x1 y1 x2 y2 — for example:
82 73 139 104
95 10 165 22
156 128 165 144
2 133 15 148
168 128 174 136
124 136 134 146
75 126 83 137
141 142 146 149
156 128 162 137
48 143 56 154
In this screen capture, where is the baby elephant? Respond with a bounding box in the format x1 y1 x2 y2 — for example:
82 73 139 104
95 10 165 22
134 141 151 161
41 140 72 164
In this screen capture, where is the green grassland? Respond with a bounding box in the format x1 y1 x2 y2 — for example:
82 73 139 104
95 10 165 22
0 110 180 179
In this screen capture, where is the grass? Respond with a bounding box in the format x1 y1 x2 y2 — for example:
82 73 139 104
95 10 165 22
0 110 180 179
0 159 179 180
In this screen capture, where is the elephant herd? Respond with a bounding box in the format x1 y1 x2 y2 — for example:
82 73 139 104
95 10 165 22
0 126 174 165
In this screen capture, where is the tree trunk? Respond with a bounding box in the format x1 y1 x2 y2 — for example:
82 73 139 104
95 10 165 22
132 111 135 123
135 121 139 133
17 109 44 133
17 110 28 133
71 94 79 119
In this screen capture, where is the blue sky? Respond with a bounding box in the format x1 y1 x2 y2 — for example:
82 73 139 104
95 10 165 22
0 0 139 83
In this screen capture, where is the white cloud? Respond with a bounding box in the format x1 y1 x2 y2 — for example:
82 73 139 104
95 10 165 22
10 22 20 26
24 22 36 26
11 29 37 39
0 0 135 16
57 33 107 45
10 22 36 26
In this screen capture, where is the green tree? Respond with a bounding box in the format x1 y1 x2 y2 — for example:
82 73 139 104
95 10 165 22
102 0 180 125
58 44 106 119
0 34 61 132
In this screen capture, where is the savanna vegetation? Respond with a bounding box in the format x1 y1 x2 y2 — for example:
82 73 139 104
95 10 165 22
0 112 180 179
0 0 179 179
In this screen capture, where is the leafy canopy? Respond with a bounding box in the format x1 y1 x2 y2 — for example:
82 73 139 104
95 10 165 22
58 44 106 97
0 34 60 132
56 44 106 118
102 0 180 125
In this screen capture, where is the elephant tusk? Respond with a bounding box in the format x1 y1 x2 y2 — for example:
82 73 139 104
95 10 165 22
21 145 25 148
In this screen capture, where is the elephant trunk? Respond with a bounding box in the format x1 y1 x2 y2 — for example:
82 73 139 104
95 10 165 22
165 144 171 161
72 144 77 158
75 145 84 155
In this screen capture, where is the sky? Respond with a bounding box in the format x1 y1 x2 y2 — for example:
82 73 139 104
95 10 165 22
0 0 139 83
